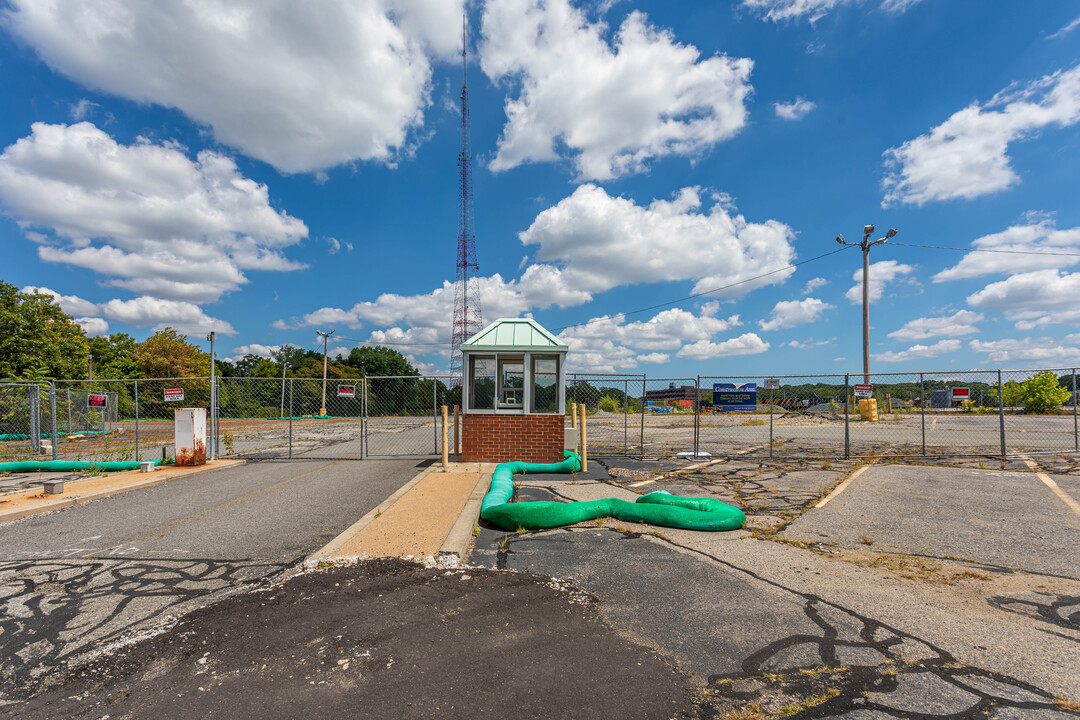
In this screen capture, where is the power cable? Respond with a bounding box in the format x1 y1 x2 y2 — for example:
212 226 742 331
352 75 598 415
551 245 855 333
891 241 1080 258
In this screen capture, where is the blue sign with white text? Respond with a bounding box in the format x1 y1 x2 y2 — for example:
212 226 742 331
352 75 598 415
713 383 757 411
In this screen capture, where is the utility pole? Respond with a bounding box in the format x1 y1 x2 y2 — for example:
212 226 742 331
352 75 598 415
836 225 897 384
88 354 93 381
316 329 335 416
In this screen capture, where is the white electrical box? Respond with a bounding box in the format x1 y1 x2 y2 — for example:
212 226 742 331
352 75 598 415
174 407 207 466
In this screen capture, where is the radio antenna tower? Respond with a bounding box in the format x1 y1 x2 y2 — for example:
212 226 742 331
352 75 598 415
450 14 483 383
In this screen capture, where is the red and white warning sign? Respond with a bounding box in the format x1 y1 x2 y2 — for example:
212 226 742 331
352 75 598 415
87 393 108 409
164 388 184 402
951 387 970 401
337 384 356 398
853 384 872 398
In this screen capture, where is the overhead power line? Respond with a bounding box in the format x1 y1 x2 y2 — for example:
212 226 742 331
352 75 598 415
552 245 856 333
891 241 1080 258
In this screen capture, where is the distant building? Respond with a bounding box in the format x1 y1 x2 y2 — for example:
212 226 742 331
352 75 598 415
644 382 703 406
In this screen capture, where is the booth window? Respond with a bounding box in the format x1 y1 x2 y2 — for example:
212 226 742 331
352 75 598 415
497 358 524 408
469 356 495 410
532 356 559 413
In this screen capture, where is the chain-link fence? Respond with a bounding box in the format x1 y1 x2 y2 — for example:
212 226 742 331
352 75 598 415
3 368 1077 464
364 376 456 457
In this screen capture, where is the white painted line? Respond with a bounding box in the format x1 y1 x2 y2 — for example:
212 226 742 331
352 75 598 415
815 464 872 509
1019 455 1080 517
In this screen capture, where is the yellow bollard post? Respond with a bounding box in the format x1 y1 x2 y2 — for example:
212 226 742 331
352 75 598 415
453 404 460 456
441 405 449 468
570 401 577 428
580 403 587 473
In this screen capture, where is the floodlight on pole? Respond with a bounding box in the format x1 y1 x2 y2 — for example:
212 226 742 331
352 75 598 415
316 329 335 416
835 225 898 384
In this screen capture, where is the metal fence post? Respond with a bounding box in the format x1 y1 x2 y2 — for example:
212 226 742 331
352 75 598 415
693 377 700 458
769 384 774 459
433 377 439 454
635 371 643 455
844 374 850 459
623 378 629 456
288 378 294 460
1073 368 1078 452
997 369 1006 458
29 384 40 455
134 379 140 462
362 376 367 459
920 373 926 456
66 388 72 434
49 382 58 461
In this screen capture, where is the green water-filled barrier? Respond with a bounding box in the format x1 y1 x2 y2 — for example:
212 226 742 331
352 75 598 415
479 451 745 532
0 460 158 473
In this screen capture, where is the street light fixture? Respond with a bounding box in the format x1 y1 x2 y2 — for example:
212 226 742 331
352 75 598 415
835 225 898 384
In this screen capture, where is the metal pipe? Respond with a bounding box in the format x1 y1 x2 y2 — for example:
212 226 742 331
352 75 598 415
433 377 439 454
693 376 700 458
769 384 774 458
844 374 850 459
640 375 646 457
288 378 293 459
1073 368 1077 452
997 369 1006 458
624 378 628 456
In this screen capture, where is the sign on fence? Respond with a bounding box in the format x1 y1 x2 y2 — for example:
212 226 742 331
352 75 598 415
87 393 108 408
854 384 872 398
951 387 970 402
337 384 356 398
763 378 780 390
713 383 757 411
164 388 184 402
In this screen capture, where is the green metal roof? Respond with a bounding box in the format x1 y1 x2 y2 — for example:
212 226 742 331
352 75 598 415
461 318 568 353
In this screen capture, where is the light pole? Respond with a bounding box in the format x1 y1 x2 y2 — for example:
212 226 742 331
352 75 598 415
837 225 897 384
316 329 335 416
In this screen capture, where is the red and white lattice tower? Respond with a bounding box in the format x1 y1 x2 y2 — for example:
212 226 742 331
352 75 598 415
450 16 482 383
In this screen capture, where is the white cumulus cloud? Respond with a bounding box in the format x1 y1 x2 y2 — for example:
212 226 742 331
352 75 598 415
967 269 1080 330
76 317 109 337
845 260 915 304
520 184 796 298
802 277 827 294
759 298 832 331
872 339 961 363
480 0 753 180
21 285 100 317
969 338 1080 366
100 297 236 336
2 0 464 173
933 219 1080 282
0 123 308 306
882 64 1080 206
676 333 769 360
774 97 815 120
887 310 984 341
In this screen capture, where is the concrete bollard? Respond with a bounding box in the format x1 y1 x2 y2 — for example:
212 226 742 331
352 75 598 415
441 405 449 468
43 480 64 495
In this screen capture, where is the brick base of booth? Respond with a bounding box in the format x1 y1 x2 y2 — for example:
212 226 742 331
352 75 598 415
461 414 566 464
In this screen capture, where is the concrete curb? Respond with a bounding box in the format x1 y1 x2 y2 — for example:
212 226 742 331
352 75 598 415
437 465 495 569
0 460 247 525
303 464 440 569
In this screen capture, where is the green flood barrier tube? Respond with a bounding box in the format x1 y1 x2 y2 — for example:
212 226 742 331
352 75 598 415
0 430 110 441
480 451 745 532
0 460 159 473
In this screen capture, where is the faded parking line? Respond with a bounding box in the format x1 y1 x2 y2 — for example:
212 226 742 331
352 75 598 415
1019 455 1080 517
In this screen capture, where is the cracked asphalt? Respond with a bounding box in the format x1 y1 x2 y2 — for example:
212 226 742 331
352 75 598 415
3 452 1080 718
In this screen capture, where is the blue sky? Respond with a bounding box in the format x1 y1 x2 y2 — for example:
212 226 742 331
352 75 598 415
2 0 1080 376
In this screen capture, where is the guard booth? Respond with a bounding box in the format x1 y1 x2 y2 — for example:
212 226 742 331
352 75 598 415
459 318 568 463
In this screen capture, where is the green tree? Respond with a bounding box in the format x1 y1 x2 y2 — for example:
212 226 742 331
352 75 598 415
134 328 210 378
0 282 89 379
1019 370 1070 413
339 346 418 377
88 333 141 379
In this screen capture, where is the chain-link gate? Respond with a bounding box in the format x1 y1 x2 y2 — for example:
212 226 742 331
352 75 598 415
0 382 57 461
364 376 453 457
566 374 644 457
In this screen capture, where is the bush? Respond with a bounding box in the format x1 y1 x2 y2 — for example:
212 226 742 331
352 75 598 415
598 395 620 413
1020 371 1070 413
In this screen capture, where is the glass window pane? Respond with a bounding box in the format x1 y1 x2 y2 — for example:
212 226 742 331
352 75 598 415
532 356 559 413
498 359 524 407
470 357 495 410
